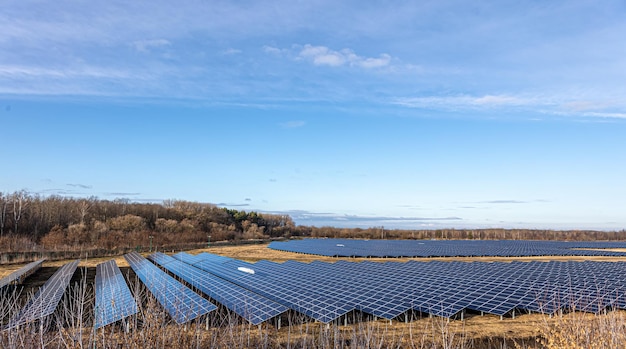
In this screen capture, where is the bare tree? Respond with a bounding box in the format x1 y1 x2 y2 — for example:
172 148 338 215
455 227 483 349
11 190 28 235
76 198 93 225
0 192 7 237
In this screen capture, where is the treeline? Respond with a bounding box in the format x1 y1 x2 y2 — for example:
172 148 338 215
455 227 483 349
300 226 626 241
1 190 625 254
0 191 294 252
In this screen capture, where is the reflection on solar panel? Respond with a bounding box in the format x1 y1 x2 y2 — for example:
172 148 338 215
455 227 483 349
149 252 288 325
124 252 216 324
269 239 626 258
172 252 233 265
94 260 138 329
178 252 626 322
0 259 45 289
3 260 79 330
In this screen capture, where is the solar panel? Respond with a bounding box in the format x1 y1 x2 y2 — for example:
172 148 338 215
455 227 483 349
177 252 626 321
269 239 626 258
94 260 138 329
188 257 354 323
124 252 216 324
3 260 79 330
172 252 233 265
148 252 288 325
0 259 45 289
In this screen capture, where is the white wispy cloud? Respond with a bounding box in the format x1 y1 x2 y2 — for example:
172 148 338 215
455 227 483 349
263 44 393 69
221 48 242 55
393 93 626 119
299 45 345 66
0 65 132 79
132 39 171 53
393 94 538 110
262 45 286 55
580 111 626 119
297 44 392 69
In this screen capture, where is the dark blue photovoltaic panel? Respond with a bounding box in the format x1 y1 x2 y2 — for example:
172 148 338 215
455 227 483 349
268 239 626 258
3 260 79 330
172 252 233 265
187 256 354 323
171 252 203 265
124 252 216 324
176 252 626 322
149 252 288 325
94 260 138 329
0 259 45 289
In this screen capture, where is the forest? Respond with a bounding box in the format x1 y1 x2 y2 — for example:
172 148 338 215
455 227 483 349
1 190 625 255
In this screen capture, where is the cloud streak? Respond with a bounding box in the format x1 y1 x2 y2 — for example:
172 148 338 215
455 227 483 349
66 183 92 189
279 120 306 129
393 94 541 110
393 94 626 119
104 192 140 196
270 210 463 228
481 200 528 204
296 44 392 69
132 39 171 53
264 44 393 69
217 202 250 207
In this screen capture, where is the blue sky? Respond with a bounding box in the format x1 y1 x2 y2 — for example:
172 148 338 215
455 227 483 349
1 0 625 230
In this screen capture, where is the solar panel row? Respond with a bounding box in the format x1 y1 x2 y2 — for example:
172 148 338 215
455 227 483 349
149 252 288 325
124 252 216 324
94 260 138 329
3 260 79 330
269 239 626 258
0 259 45 289
177 252 626 323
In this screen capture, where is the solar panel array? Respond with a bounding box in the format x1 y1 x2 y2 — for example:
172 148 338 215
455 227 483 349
3 260 79 330
94 260 138 329
0 259 45 289
149 252 288 325
174 252 626 323
124 252 216 324
269 239 626 258
176 252 354 322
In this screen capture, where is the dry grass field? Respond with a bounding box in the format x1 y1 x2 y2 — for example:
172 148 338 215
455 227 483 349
2 243 626 348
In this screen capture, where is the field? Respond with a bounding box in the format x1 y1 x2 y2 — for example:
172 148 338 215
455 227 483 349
2 243 626 348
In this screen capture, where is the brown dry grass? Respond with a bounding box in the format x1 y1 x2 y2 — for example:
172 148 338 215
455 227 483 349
0 264 25 279
574 248 626 253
